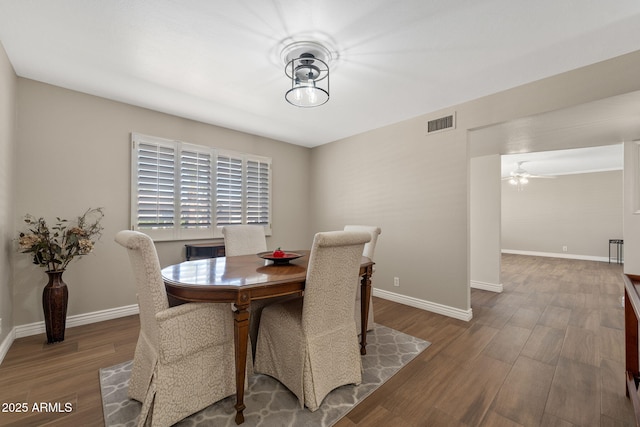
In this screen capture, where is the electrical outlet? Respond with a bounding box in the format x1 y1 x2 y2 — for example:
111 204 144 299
562 246 568 252
393 277 400 287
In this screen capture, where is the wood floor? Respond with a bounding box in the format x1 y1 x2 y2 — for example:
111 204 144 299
0 254 634 426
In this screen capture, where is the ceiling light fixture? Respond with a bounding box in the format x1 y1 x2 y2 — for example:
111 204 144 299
282 41 331 108
507 162 531 191
508 175 528 191
503 161 556 191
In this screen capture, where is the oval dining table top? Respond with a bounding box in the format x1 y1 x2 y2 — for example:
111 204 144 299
161 250 312 289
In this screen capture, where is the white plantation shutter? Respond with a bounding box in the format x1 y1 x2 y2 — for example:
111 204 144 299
133 138 177 233
180 147 212 229
246 158 270 225
132 133 271 240
216 154 243 226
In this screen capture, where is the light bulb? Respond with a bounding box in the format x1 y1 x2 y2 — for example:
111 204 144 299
307 86 317 104
290 77 301 101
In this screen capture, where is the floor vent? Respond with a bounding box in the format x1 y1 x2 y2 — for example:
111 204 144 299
427 113 455 134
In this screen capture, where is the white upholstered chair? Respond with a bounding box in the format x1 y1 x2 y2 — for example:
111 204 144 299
344 225 381 332
115 230 237 427
221 224 267 256
254 230 371 411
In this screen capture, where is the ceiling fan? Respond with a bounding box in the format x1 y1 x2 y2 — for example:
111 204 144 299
503 161 555 190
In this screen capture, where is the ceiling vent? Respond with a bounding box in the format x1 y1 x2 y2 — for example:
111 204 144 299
427 113 456 134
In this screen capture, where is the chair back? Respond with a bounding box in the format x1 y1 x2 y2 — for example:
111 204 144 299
302 230 371 336
344 225 381 260
115 230 168 348
222 225 267 256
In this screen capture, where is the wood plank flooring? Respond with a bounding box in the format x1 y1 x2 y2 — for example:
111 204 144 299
340 254 633 427
0 254 634 426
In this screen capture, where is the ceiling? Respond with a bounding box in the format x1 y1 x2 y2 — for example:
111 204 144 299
468 89 640 176
500 144 623 178
1 1 640 148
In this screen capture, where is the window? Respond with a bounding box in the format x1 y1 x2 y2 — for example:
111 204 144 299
131 133 271 241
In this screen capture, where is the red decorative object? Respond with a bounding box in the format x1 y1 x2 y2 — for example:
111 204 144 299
42 270 68 343
257 251 303 265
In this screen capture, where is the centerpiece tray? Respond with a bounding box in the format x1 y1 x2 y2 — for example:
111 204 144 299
257 251 303 265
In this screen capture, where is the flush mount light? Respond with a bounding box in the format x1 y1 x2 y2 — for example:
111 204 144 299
281 41 331 108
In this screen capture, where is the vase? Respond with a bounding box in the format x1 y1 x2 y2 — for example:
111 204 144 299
42 270 68 343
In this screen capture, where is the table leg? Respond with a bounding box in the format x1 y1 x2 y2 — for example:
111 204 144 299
359 266 372 355
233 297 250 425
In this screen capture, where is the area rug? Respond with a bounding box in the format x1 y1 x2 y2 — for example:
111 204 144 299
100 324 430 427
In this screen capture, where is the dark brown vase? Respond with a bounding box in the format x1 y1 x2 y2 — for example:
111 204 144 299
42 270 68 343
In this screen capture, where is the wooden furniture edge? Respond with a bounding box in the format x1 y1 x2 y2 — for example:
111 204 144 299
625 274 640 320
626 371 640 427
624 273 640 426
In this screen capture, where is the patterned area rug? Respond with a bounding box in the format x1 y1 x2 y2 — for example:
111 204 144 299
99 324 430 427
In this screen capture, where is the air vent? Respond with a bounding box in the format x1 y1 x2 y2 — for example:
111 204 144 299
427 113 456 134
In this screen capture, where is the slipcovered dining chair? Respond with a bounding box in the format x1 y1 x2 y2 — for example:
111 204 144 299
115 230 238 427
344 225 381 332
222 224 267 256
254 230 371 411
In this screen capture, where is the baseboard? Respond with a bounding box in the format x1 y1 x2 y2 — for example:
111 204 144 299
471 280 503 293
4 288 475 362
501 249 610 263
373 288 473 321
14 304 139 339
0 327 16 366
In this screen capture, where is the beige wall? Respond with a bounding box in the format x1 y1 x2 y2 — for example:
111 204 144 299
0 42 16 345
310 50 640 315
471 155 501 290
624 141 640 274
310 114 470 313
502 171 623 259
12 79 311 326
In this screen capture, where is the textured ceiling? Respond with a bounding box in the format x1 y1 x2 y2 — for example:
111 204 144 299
1 1 640 148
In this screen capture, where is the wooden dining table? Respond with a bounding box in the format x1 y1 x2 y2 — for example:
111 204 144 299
161 250 375 424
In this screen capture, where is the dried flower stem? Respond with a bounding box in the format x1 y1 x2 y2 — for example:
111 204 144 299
18 208 104 272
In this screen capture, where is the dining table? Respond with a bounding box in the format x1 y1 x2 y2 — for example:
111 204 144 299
161 249 375 424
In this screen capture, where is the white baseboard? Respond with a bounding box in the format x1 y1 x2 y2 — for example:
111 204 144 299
501 249 610 263
3 288 475 363
471 280 503 293
0 304 139 366
373 288 473 321
14 304 139 339
0 328 16 366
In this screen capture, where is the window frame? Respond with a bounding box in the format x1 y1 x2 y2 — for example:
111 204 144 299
131 133 272 241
